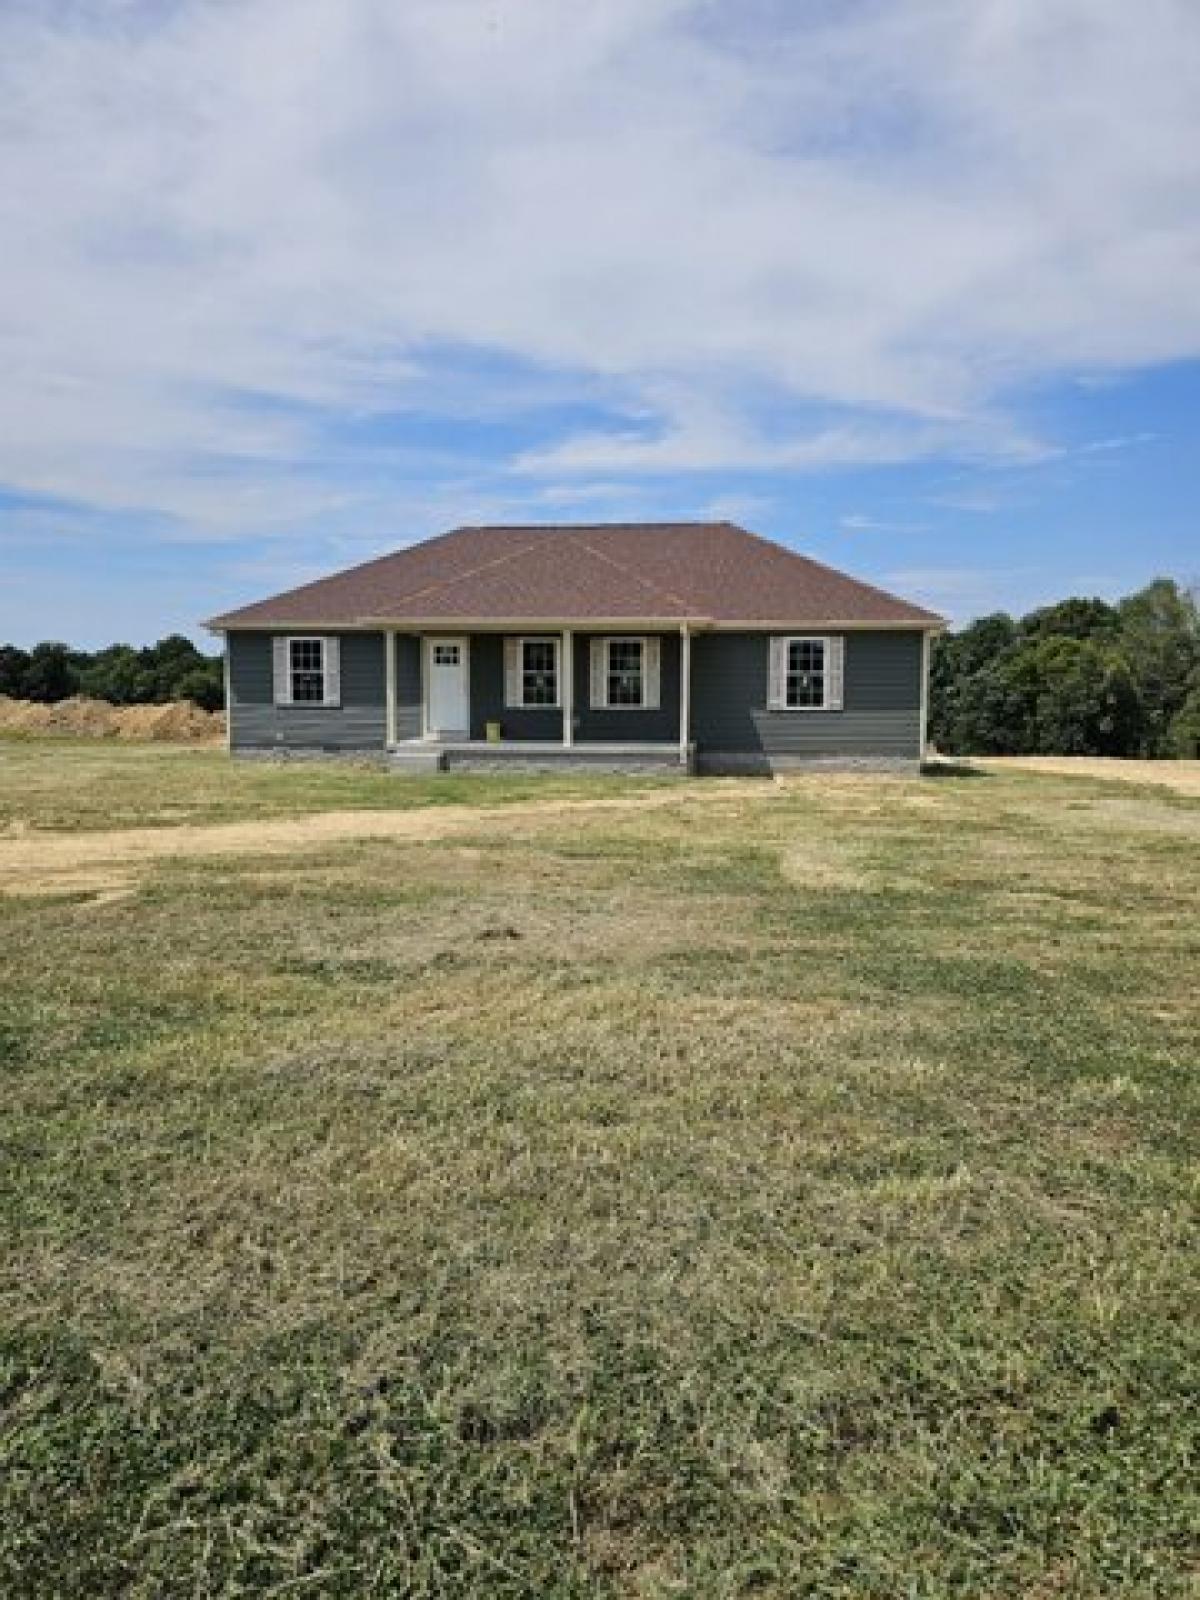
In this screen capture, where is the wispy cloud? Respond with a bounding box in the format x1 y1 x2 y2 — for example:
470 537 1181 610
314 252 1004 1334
841 513 933 533
0 0 1198 580
1077 432 1159 455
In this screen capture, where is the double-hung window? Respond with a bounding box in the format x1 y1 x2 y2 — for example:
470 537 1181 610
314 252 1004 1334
289 637 326 703
786 637 826 707
272 635 341 707
590 636 661 710
768 635 844 711
505 636 560 708
606 638 645 706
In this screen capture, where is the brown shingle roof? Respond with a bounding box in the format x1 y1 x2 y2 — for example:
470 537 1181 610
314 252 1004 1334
206 522 944 629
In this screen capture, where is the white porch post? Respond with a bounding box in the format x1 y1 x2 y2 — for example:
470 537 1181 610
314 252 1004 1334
679 624 691 764
222 637 232 751
385 630 397 747
562 628 574 747
420 636 430 740
919 628 931 761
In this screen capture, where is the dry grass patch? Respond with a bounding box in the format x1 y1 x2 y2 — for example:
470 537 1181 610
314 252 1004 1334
969 755 1200 796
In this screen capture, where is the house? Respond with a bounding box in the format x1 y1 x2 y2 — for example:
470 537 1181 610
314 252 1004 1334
205 522 945 773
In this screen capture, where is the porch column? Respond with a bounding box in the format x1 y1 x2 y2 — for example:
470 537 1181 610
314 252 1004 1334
385 629 397 746
679 624 691 763
222 638 232 752
562 627 574 747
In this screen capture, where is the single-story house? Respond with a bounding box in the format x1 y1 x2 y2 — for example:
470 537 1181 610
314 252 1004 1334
205 521 945 773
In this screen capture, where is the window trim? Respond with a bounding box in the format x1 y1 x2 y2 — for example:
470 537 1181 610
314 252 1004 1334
287 634 327 706
508 634 562 710
785 634 828 711
767 634 845 713
597 634 648 711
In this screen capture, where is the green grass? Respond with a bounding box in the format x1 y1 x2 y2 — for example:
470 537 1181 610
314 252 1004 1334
0 740 665 832
1 745 1197 1596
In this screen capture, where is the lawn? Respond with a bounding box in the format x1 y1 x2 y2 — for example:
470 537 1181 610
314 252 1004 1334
1 745 1197 1597
0 738 660 833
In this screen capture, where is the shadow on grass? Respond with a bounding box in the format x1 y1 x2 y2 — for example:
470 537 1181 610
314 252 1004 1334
921 759 989 779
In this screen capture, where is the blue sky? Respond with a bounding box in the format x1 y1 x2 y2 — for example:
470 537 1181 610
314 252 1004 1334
1 0 1197 648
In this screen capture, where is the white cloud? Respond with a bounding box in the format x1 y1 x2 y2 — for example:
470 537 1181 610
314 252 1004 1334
881 563 1042 621
841 513 932 533
0 0 1197 534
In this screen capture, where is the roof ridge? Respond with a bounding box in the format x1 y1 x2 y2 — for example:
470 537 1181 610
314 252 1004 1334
456 520 732 532
736 526 941 618
377 534 545 611
568 531 698 615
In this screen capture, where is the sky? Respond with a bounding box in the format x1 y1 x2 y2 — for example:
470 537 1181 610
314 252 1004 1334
1 0 1198 649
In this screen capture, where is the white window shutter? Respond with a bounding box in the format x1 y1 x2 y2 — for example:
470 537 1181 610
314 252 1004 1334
826 635 845 710
273 636 291 705
323 637 341 706
644 637 661 709
590 639 607 708
504 638 522 707
767 637 787 709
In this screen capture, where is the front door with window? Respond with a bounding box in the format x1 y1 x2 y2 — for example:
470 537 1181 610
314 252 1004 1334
426 638 469 735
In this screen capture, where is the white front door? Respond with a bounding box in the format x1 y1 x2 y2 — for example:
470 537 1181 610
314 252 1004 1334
426 637 469 735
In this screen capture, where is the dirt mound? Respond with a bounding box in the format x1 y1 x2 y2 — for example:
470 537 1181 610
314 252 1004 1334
0 696 224 743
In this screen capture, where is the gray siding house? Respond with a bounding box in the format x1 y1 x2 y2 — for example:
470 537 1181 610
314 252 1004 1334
207 522 944 773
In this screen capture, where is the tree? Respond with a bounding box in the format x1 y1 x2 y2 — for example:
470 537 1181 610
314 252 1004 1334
1028 637 1142 756
80 645 155 705
943 648 1032 755
1116 579 1200 754
1022 596 1121 642
929 613 1019 751
0 645 30 698
1167 686 1200 758
175 659 225 712
142 634 211 702
22 642 80 703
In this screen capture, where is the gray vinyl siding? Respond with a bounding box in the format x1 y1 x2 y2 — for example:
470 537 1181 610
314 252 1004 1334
691 631 922 758
228 631 387 751
394 634 422 740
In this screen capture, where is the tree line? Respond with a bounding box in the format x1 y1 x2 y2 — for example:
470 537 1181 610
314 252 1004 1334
930 578 1200 758
0 636 225 712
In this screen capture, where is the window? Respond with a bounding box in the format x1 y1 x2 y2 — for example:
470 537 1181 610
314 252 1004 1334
590 636 661 710
520 638 559 707
432 643 461 667
768 635 844 711
290 637 326 703
606 638 644 706
273 635 340 707
786 636 826 708
505 637 560 708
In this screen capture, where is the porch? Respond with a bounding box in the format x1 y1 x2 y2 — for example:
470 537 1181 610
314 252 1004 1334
385 626 694 763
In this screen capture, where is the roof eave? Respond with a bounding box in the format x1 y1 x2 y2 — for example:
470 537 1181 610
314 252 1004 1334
207 613 945 633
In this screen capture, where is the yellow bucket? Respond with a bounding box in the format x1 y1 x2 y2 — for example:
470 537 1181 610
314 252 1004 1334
485 720 502 744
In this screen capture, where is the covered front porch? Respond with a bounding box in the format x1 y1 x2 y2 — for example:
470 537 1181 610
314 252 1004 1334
384 625 695 769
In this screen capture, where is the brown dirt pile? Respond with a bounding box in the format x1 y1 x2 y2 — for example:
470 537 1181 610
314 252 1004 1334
0 697 224 743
